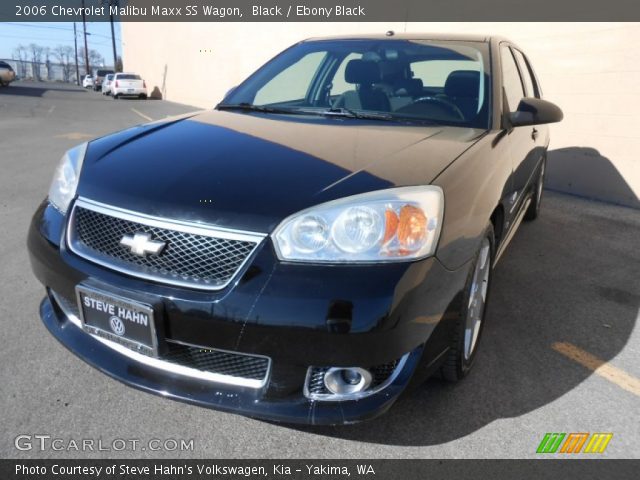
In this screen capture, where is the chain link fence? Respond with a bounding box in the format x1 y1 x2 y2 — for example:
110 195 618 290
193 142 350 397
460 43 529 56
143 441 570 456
1 59 114 84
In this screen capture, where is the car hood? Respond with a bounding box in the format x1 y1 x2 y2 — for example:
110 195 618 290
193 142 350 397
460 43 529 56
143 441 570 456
78 110 484 232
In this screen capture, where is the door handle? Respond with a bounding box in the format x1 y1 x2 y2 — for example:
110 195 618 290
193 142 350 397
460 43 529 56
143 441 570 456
531 128 539 140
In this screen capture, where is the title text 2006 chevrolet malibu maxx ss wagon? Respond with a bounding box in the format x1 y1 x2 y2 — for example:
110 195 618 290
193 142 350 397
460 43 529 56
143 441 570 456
28 34 562 424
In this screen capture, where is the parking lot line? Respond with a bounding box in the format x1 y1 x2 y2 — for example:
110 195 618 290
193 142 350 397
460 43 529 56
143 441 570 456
54 132 94 140
131 108 153 122
552 342 640 397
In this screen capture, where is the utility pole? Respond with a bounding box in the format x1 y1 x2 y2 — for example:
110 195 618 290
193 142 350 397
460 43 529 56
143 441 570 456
73 22 80 85
81 0 90 76
109 1 118 70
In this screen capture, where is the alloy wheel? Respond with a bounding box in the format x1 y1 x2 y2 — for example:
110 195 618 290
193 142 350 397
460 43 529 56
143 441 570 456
463 238 491 360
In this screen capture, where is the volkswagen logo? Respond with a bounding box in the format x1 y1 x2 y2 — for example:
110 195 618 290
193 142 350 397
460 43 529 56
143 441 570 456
109 316 126 336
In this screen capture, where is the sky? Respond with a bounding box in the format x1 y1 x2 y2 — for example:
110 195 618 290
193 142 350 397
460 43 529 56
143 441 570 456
0 22 122 66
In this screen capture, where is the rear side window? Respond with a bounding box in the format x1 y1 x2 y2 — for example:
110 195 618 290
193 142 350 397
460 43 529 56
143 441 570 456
0 61 12 70
500 45 525 112
511 49 537 98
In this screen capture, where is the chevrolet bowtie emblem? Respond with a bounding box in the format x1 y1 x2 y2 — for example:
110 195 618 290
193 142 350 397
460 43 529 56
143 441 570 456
120 232 166 257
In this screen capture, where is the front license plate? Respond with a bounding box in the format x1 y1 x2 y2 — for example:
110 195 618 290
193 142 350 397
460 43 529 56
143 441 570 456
76 285 158 356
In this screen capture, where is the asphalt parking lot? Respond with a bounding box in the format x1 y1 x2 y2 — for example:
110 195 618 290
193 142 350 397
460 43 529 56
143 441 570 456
1 81 638 459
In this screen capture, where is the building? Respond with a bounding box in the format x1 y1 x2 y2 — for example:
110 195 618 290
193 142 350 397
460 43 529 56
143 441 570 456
122 22 640 208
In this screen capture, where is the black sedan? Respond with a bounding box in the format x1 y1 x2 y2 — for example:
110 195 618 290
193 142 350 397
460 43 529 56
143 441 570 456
28 33 562 425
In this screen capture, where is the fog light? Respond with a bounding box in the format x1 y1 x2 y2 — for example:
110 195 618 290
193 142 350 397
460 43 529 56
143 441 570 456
324 367 372 395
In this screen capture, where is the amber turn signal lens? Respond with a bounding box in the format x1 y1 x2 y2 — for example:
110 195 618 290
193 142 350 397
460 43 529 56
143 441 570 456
383 209 399 244
397 205 427 249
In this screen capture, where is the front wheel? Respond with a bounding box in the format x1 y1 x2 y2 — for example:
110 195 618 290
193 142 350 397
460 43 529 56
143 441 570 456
112 94 118 100
441 225 494 382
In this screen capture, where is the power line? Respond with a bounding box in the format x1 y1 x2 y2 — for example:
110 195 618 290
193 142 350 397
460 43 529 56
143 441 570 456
3 22 121 41
0 32 114 48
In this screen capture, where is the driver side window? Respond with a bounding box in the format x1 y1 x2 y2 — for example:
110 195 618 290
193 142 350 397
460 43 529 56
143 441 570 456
500 46 525 113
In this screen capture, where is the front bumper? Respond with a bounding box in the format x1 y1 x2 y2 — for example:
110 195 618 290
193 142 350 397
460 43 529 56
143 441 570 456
28 201 469 424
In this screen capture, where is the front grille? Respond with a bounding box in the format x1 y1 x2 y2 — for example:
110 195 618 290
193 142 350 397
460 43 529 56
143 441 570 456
50 289 270 388
67 198 264 290
306 359 402 396
165 343 269 381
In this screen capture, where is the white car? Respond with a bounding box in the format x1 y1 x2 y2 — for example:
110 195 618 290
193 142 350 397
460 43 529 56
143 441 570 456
82 74 93 89
111 73 147 100
101 74 114 95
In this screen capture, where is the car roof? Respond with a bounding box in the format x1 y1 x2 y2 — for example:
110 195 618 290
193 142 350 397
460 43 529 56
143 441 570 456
302 32 514 44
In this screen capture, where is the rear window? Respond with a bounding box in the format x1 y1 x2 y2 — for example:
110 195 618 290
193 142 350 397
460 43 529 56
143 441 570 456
117 74 141 80
96 70 114 77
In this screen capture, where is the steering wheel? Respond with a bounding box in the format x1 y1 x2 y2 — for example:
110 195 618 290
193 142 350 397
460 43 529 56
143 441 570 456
411 96 465 121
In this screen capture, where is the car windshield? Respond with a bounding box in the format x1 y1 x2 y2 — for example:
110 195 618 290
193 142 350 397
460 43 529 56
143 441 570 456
117 74 141 80
222 39 491 128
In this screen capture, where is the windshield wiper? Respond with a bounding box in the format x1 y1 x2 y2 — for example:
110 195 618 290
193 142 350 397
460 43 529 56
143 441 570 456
216 103 305 115
321 107 395 121
217 103 441 125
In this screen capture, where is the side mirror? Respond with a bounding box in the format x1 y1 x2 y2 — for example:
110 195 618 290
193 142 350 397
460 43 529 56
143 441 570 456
510 97 563 127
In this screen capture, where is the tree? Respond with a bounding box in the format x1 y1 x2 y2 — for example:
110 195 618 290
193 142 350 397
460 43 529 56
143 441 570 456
53 45 75 82
12 45 28 78
28 43 45 80
79 47 105 71
44 47 52 80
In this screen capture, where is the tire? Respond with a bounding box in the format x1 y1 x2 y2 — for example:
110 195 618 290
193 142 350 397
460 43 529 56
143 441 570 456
112 94 118 100
139 94 147 100
524 158 546 221
441 224 495 382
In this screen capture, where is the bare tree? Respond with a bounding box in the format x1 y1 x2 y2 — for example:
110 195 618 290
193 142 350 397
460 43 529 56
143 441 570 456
44 47 52 80
28 43 45 80
53 45 75 82
12 45 28 78
79 47 105 70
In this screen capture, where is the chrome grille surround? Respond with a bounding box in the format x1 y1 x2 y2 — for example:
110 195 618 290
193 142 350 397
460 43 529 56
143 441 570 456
67 197 266 291
50 290 271 388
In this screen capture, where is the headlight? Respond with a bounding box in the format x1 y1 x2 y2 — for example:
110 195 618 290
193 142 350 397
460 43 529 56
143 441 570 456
48 143 88 213
273 186 444 263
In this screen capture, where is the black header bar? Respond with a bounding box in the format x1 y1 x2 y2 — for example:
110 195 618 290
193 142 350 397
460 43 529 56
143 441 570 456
3 459 639 480
3 0 640 22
